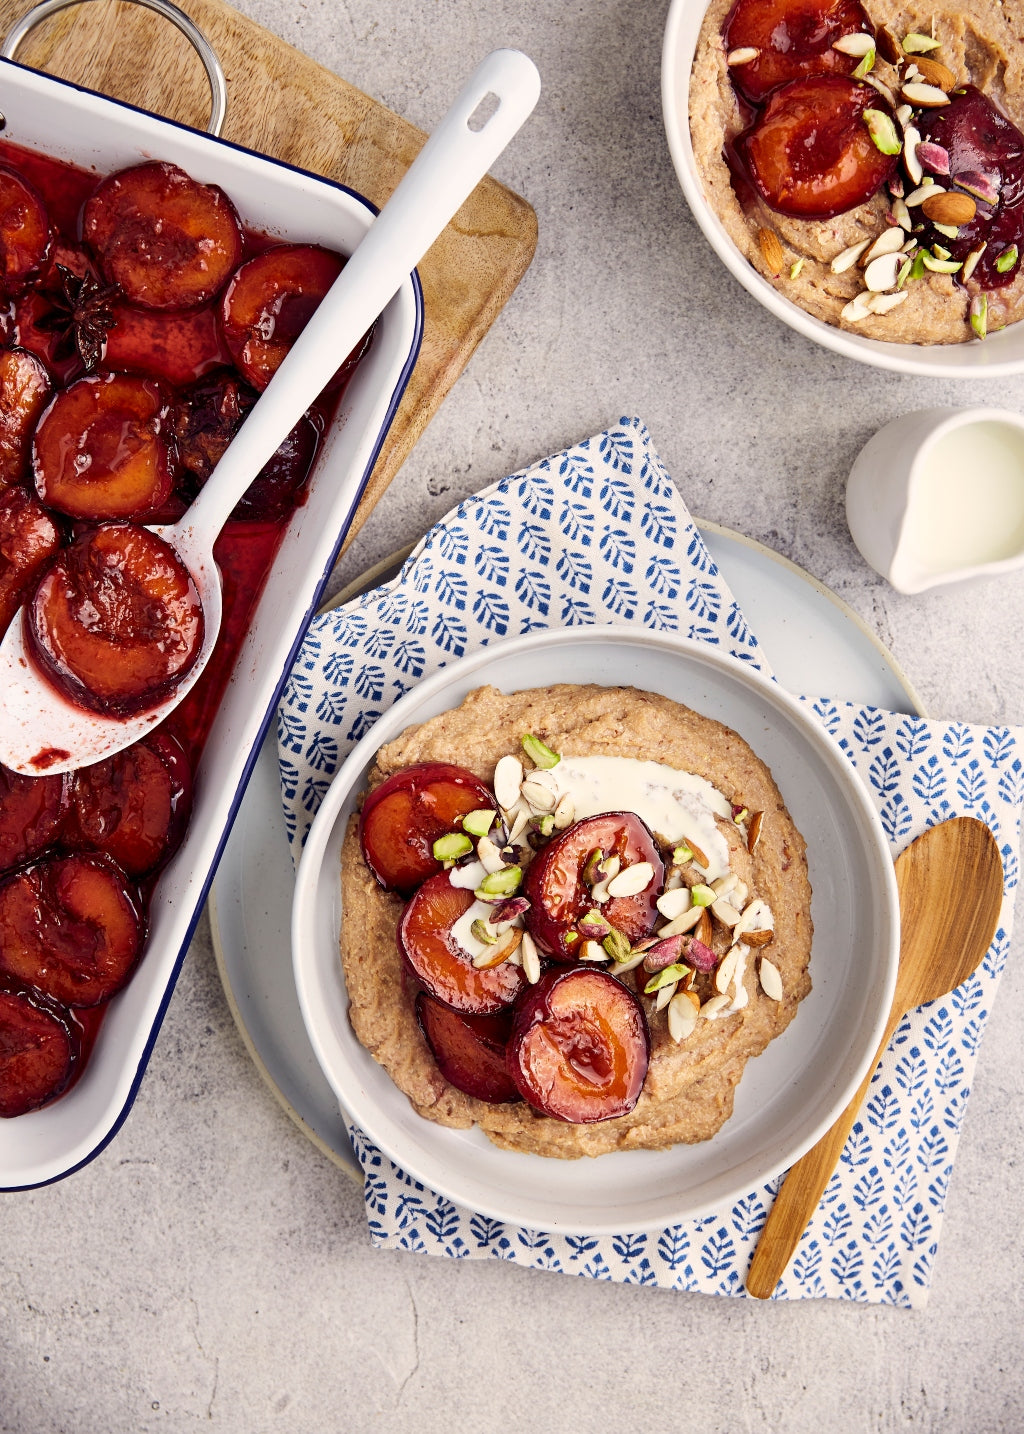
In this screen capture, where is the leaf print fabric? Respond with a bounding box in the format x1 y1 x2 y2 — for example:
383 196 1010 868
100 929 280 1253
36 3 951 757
278 418 1023 1306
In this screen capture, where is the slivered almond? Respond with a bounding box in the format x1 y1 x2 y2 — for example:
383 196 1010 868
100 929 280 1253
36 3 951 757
832 31 874 56
863 227 906 262
758 956 783 1001
727 46 758 65
606 862 655 898
922 190 977 225
901 81 950 107
493 755 523 812
830 238 871 273
520 931 541 983
472 928 522 969
657 903 704 938
695 909 713 947
758 227 785 277
746 810 764 852
667 989 700 1043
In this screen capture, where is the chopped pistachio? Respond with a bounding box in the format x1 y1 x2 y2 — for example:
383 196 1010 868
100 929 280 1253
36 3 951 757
582 848 603 885
521 733 560 769
851 47 876 80
921 252 962 273
462 809 496 838
471 918 500 945
579 909 611 937
602 928 632 963
690 883 716 908
475 865 523 898
789 258 804 280
931 243 951 261
996 245 1019 274
909 250 927 280
896 257 914 289
863 108 902 156
671 842 694 865
565 929 580 944
644 962 692 994
531 813 555 836
970 293 988 341
902 31 941 54
433 832 473 861
932 222 960 239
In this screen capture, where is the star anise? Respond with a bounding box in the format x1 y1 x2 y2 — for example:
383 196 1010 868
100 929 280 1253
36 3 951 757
36 264 120 372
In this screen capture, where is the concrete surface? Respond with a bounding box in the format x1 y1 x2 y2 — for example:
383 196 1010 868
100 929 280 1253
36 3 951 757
2 0 1023 1429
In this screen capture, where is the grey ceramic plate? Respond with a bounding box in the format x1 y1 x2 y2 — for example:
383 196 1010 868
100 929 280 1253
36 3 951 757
210 523 922 1179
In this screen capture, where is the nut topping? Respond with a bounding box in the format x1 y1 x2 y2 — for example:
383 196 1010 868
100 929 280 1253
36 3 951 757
921 190 977 226
758 226 785 276
605 861 655 898
493 755 523 812
758 956 784 1001
901 81 950 108
832 32 874 57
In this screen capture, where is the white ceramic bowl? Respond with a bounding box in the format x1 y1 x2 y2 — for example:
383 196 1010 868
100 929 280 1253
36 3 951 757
292 627 900 1234
0 58 422 1190
661 0 1024 377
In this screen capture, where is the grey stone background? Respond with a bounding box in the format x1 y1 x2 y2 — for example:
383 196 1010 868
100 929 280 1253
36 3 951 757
3 0 1023 1429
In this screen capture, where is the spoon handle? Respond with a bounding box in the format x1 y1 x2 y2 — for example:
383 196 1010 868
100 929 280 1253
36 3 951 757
185 48 541 538
744 1003 904 1299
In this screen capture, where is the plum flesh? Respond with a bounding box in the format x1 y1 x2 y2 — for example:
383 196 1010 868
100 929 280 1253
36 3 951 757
507 967 650 1123
523 811 663 960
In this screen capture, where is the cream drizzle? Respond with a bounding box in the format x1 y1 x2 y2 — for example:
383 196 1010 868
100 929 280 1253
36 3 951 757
550 755 733 881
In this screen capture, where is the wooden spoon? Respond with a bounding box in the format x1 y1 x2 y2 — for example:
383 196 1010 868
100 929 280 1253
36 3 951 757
746 815 1003 1300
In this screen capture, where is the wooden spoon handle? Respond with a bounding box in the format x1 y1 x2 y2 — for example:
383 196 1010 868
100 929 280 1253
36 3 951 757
745 1004 904 1299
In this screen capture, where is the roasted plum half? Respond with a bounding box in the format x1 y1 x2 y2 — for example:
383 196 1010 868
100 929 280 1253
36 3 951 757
102 300 230 388
66 732 193 878
398 872 527 1015
32 373 178 520
0 852 145 1007
0 485 62 637
507 967 650 1123
723 0 874 105
735 75 899 219
0 764 69 875
918 86 1024 291
415 991 519 1104
0 982 82 1117
523 811 663 960
83 161 243 310
220 243 371 392
359 761 495 895
0 165 50 294
27 522 204 717
0 347 52 486
172 376 323 520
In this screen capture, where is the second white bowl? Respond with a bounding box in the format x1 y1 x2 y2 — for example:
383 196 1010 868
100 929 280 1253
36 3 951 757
661 0 1024 377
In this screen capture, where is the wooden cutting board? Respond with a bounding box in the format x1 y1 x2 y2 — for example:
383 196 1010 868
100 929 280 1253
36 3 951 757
0 0 538 543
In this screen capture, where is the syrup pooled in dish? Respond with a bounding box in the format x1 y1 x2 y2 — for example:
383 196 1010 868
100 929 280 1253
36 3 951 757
340 684 813 1159
0 142 372 1117
692 0 1024 341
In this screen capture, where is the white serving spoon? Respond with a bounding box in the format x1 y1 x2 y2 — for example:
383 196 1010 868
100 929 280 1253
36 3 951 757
0 48 540 775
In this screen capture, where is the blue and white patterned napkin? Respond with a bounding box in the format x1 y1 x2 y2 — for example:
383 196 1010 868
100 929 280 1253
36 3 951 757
277 417 1023 1306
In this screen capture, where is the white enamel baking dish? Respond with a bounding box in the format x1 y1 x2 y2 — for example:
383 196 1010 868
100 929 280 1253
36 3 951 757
0 51 423 1188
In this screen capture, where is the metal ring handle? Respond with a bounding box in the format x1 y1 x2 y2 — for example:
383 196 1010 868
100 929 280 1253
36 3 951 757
2 0 227 135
